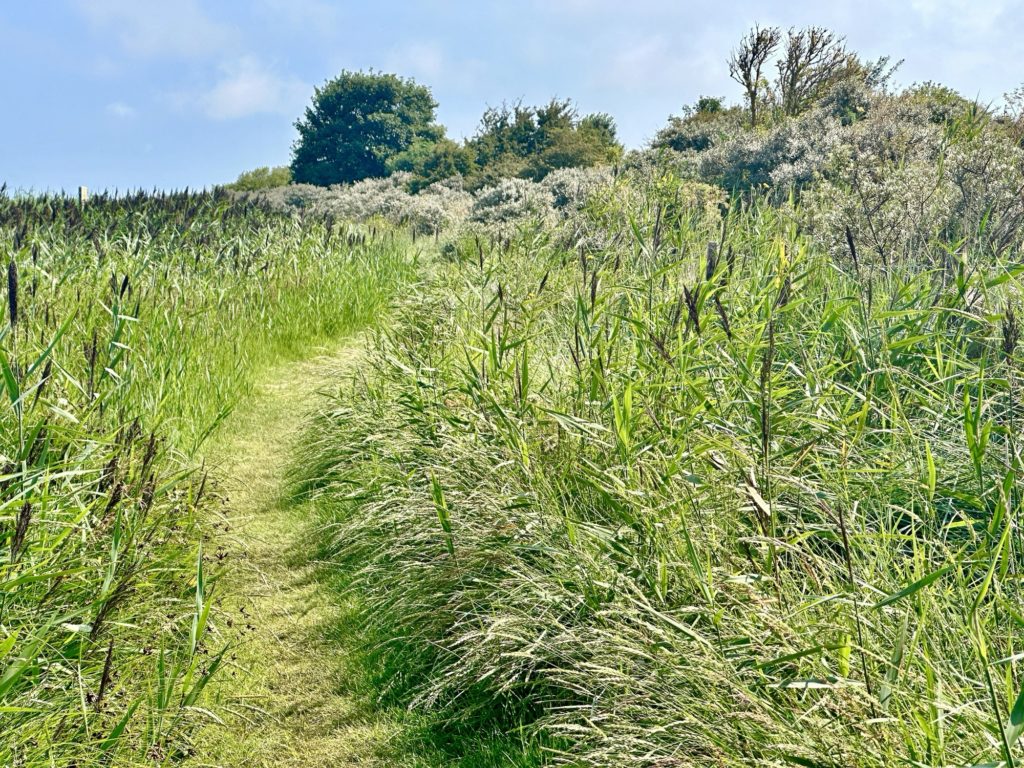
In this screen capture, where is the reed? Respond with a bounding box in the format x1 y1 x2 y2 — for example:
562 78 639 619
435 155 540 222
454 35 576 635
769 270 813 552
297 183 1024 767
0 189 416 765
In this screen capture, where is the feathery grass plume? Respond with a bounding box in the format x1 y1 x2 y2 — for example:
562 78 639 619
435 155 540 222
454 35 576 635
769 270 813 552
94 640 115 709
844 224 860 276
713 294 732 339
1002 303 1019 359
704 241 718 281
682 284 701 334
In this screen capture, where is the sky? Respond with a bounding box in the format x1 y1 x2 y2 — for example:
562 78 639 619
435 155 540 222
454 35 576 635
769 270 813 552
2 0 1023 192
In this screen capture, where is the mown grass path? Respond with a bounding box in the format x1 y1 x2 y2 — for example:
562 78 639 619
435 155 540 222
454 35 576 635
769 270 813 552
184 341 411 767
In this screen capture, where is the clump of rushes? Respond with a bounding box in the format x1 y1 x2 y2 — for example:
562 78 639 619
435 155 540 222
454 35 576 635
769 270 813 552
296 181 1024 768
0 188 416 766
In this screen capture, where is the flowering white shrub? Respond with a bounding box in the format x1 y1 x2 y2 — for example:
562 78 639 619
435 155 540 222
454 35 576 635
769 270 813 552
801 95 1024 264
540 166 614 211
469 178 556 236
942 129 1024 254
411 177 473 234
251 174 472 235
698 109 844 191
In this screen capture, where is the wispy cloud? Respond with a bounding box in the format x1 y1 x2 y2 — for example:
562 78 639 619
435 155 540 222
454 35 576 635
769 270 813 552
388 42 446 79
600 35 724 96
73 0 234 59
193 56 309 120
105 101 137 119
384 42 484 92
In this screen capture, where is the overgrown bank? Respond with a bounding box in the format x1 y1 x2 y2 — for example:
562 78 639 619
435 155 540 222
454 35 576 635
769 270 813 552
297 187 1024 766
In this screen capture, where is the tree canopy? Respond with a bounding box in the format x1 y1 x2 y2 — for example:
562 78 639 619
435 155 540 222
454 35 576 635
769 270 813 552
291 71 443 186
465 99 623 188
227 165 292 191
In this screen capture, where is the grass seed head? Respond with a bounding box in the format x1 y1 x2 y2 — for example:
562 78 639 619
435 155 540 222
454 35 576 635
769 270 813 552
7 259 18 327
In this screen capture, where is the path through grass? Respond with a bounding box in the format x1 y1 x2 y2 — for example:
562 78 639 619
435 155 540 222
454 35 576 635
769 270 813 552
185 341 423 767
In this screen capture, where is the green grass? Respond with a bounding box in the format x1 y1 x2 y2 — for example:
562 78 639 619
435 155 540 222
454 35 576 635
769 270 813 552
0 190 417 765
295 189 1024 767
182 339 553 767
7 173 1024 768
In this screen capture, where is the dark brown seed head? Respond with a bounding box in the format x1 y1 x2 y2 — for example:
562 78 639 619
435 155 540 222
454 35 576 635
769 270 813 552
683 285 701 335
11 501 31 561
1003 304 1019 359
7 260 17 327
705 242 718 282
845 226 860 275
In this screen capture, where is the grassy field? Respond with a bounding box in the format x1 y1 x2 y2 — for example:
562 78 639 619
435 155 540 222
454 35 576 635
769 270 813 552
296 195 1024 767
4 149 1024 768
0 191 416 765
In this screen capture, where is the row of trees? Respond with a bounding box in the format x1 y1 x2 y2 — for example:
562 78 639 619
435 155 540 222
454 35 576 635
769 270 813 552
231 28 1022 193
286 71 621 190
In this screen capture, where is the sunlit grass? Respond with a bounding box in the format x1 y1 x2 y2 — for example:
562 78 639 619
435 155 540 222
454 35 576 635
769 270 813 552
298 191 1024 767
0 190 416 765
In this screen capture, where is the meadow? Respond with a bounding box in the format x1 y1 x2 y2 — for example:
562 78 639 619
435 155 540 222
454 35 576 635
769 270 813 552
296 188 1024 767
4 43 1024 768
0 190 414 764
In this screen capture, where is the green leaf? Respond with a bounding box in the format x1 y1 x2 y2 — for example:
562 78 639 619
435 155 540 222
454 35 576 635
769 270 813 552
875 564 953 609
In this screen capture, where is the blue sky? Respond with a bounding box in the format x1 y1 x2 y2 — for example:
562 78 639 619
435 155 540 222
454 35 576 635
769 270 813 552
2 0 1022 191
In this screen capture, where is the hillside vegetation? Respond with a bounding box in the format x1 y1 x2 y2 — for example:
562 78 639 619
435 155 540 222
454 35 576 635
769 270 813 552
281 42 1024 766
292 182 1024 766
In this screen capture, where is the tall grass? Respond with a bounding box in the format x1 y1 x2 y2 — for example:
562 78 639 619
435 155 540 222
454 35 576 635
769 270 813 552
298 188 1024 766
0 189 416 765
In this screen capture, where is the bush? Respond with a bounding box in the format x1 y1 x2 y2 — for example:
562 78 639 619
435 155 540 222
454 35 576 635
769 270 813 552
540 166 614 211
226 165 292 191
698 108 844 192
468 178 555 235
253 173 473 235
651 105 746 153
801 92 1024 264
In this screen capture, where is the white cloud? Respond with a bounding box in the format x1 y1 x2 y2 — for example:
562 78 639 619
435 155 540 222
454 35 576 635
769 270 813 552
195 56 309 120
106 101 137 119
74 0 233 59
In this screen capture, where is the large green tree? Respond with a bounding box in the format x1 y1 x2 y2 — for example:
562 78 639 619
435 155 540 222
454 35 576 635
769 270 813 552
291 71 442 186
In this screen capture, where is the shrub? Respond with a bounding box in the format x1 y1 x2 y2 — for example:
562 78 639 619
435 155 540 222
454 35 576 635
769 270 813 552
540 166 614 211
227 165 292 191
698 108 844 192
652 109 747 153
801 92 1024 264
469 178 555 235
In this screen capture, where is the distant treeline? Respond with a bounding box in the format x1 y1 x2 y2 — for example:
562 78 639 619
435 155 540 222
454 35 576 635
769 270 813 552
227 26 1024 198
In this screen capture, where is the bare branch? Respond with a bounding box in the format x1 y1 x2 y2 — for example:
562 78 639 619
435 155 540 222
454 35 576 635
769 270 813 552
729 26 782 126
